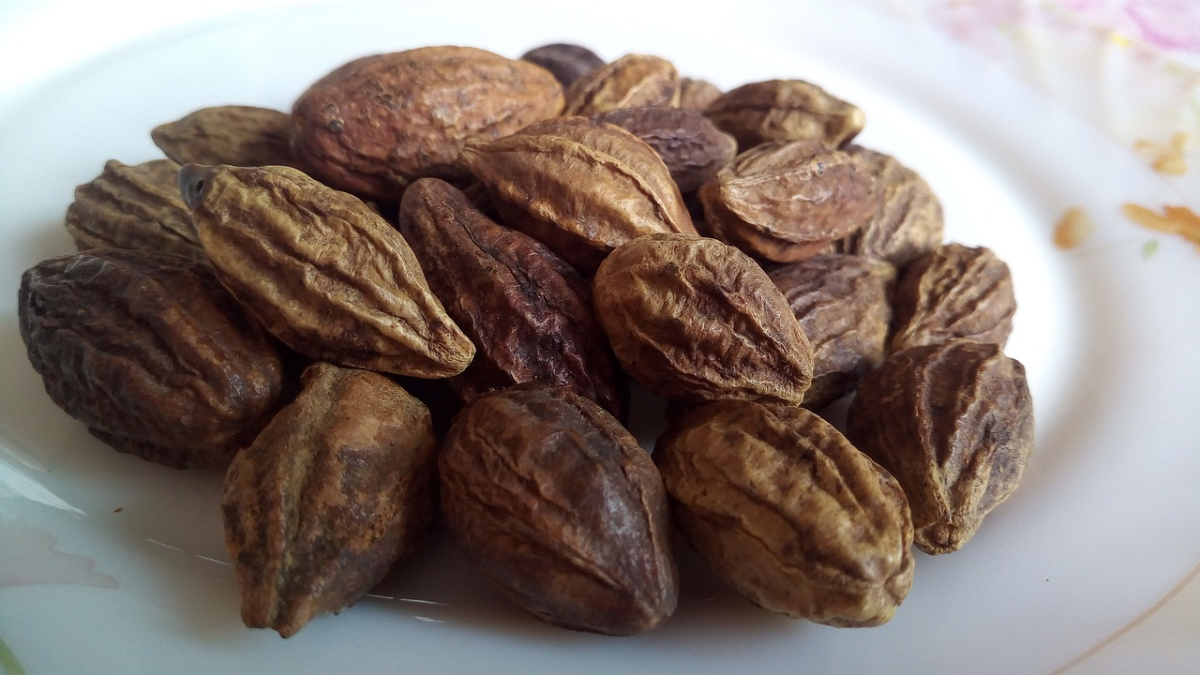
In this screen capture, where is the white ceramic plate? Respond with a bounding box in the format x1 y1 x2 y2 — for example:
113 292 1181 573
3 1 1199 673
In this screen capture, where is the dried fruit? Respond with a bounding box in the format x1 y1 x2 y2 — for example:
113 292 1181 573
846 340 1033 554
704 79 865 149
64 159 204 261
837 145 944 267
460 116 695 273
151 105 298 168
222 362 438 637
439 384 677 635
594 106 738 193
563 54 680 116
699 140 882 263
655 400 914 626
291 46 564 198
890 243 1016 352
593 233 814 405
678 77 722 112
398 178 626 418
18 248 284 469
180 163 474 377
768 254 896 408
520 43 605 87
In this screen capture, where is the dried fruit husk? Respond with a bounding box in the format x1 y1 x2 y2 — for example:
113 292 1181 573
398 178 627 418
181 163 474 378
890 243 1016 352
678 77 722 112
699 140 882 263
562 53 680 116
438 384 678 635
655 400 915 626
837 145 944 267
768 254 896 408
593 233 814 405
151 105 299 168
18 248 284 469
846 339 1034 554
594 106 738 193
704 79 865 149
291 46 564 199
520 43 605 87
222 362 437 637
64 159 204 261
460 116 695 273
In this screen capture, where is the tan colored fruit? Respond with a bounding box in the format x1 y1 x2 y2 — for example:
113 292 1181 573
64 159 204 261
563 54 680 116
460 116 695 273
705 79 864 149
593 233 813 405
152 105 298 168
223 362 437 637
181 163 474 378
656 400 915 626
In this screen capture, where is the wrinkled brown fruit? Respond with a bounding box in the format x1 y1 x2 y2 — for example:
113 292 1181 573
439 384 678 635
181 163 474 378
699 140 882 263
890 243 1016 352
768 254 896 408
705 79 865 149
460 116 695 273
594 106 738 193
846 339 1034 554
222 362 438 637
593 233 814 405
291 46 564 198
18 248 284 469
837 145 944 267
152 105 299 168
398 178 627 418
520 43 605 87
563 53 680 116
656 400 915 626
64 159 204 261
678 77 722 112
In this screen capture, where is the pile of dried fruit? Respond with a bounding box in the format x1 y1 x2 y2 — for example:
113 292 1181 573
17 42 1033 638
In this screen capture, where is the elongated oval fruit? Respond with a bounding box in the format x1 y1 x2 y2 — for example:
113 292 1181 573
846 339 1034 554
460 116 695 273
291 46 564 199
890 243 1016 352
398 177 627 418
593 233 813 405
655 400 915 627
18 248 284 469
439 384 678 635
223 362 438 637
64 159 204 261
181 163 474 378
699 139 881 263
563 53 680 116
152 105 298 168
704 79 865 149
